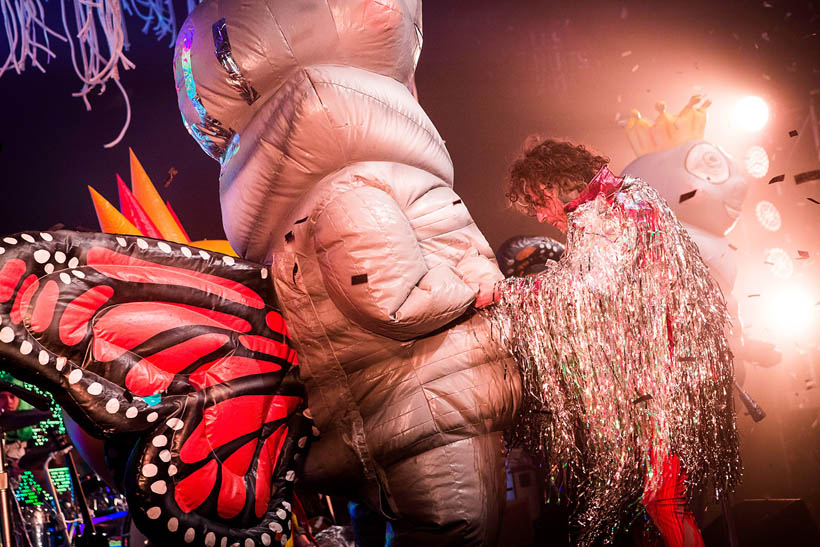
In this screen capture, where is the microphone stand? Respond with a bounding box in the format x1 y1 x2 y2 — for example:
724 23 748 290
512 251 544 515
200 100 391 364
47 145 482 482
64 451 108 547
0 417 15 547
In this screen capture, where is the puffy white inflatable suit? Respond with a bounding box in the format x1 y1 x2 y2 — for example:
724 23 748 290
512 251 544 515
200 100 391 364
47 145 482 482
173 1 521 544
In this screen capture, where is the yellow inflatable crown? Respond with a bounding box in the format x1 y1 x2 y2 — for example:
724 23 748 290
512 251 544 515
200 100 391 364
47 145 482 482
625 95 710 156
88 149 237 257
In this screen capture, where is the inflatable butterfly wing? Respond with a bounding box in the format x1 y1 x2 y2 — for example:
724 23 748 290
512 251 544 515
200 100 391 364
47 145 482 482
0 230 312 547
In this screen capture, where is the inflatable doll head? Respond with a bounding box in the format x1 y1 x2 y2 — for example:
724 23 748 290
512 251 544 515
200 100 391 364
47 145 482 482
173 0 422 163
622 97 748 236
623 139 747 236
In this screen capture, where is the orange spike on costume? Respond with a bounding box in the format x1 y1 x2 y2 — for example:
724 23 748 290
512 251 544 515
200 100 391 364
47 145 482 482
165 201 192 243
117 175 163 239
191 239 239 257
129 148 188 243
88 186 142 236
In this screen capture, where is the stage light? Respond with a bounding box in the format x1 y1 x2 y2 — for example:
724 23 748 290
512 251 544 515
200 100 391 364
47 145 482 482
743 145 769 178
764 247 792 279
733 96 769 132
769 287 816 336
755 200 781 231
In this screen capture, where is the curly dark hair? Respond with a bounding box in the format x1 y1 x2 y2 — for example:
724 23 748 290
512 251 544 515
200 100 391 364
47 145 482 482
506 137 610 216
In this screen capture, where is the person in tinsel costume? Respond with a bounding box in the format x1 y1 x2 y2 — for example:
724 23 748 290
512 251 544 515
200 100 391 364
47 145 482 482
486 138 741 546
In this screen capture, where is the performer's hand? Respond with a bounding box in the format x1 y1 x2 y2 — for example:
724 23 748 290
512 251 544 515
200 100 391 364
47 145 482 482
472 282 499 309
456 248 503 308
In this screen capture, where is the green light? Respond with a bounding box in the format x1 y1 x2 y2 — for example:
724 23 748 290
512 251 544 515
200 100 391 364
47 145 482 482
13 471 52 507
49 466 73 494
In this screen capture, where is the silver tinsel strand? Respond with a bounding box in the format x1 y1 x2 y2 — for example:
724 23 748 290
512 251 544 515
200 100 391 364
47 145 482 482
488 177 741 544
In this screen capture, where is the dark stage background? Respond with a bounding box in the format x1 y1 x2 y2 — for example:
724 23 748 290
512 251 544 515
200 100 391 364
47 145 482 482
1 0 819 536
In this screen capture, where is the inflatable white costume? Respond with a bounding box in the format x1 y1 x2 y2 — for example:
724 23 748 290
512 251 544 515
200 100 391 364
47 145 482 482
173 1 521 544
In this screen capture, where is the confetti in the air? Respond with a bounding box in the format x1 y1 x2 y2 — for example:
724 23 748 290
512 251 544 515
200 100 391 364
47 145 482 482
795 170 820 185
163 167 179 188
631 64 640 72
809 198 820 205
622 50 633 57
797 250 809 259
789 129 799 137
768 174 785 184
747 294 761 297
679 190 697 202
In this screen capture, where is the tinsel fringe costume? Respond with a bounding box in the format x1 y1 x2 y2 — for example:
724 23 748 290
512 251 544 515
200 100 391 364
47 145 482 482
488 167 741 544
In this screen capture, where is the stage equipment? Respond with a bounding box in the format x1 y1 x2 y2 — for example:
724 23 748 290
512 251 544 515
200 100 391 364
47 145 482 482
0 411 52 433
0 381 51 412
0 229 312 546
1 389 51 547
702 498 820 546
733 381 766 423
733 96 769 132
17 435 71 471
743 145 770 179
65 451 108 547
768 286 816 336
754 200 782 231
764 247 793 279
1 420 16 546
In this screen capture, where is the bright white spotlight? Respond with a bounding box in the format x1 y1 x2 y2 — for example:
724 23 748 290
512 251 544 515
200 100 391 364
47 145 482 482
755 200 781 231
744 145 769 178
764 247 793 279
733 96 769 132
770 287 815 336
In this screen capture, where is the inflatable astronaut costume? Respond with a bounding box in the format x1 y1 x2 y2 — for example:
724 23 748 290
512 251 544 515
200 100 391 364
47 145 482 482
174 0 521 543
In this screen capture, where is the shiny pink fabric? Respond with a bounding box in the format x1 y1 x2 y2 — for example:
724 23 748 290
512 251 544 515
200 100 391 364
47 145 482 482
563 165 625 212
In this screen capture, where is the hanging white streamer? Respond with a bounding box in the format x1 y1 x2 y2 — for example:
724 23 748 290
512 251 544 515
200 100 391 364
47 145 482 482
1 0 202 147
121 0 176 44
1 0 68 75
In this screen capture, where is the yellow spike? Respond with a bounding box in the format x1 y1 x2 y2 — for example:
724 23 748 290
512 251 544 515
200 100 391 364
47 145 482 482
190 239 239 257
129 148 188 243
88 186 143 236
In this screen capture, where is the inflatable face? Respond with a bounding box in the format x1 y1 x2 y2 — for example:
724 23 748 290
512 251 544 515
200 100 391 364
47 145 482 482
623 139 748 237
623 138 780 371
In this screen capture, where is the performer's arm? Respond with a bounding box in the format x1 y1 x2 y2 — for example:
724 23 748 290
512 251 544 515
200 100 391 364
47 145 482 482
313 185 480 340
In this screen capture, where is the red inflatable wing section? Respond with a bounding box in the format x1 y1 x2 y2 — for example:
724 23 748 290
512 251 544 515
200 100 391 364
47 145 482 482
0 231 314 547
